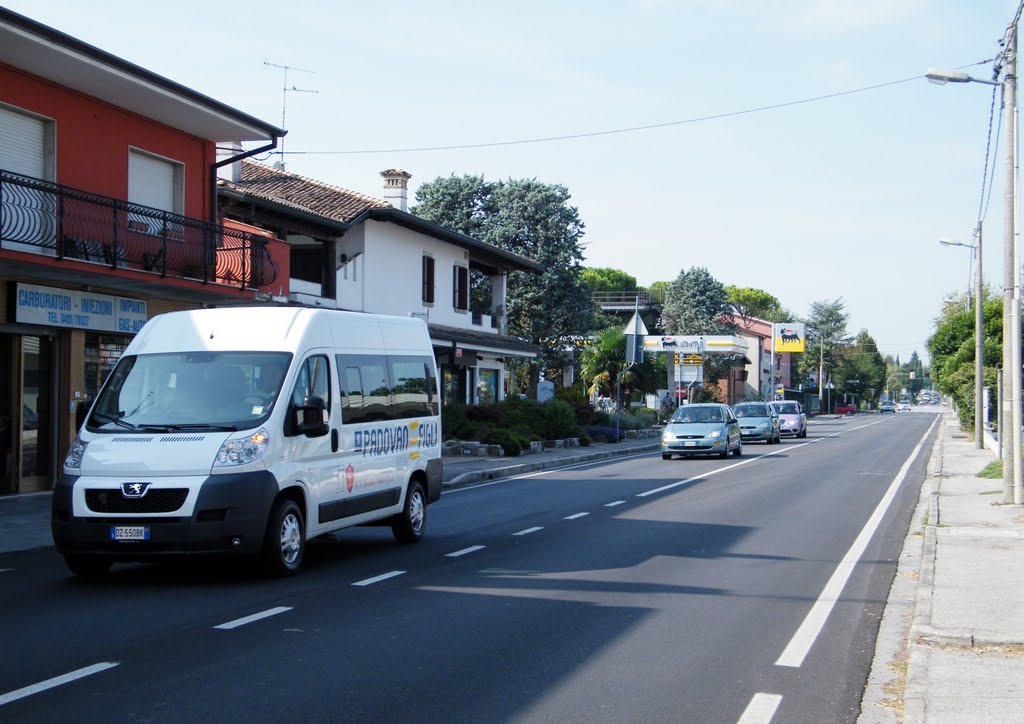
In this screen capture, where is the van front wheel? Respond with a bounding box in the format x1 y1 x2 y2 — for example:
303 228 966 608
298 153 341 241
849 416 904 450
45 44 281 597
392 481 426 544
262 498 305 576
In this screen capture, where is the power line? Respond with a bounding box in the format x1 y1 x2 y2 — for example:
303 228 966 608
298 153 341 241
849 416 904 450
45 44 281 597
282 72 969 157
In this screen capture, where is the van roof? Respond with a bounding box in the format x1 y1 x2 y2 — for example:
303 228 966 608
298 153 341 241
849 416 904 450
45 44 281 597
125 307 432 356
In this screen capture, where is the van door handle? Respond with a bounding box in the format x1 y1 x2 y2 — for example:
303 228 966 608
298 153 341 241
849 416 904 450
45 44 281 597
331 429 339 452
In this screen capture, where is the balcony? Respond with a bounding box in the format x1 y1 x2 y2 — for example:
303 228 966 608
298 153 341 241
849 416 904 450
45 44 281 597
591 289 664 311
1 170 279 291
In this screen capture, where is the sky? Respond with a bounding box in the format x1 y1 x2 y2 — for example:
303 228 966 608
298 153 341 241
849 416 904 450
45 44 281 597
6 0 1021 365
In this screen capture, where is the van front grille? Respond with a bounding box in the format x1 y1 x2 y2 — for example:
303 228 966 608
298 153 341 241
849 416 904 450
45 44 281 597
85 489 188 514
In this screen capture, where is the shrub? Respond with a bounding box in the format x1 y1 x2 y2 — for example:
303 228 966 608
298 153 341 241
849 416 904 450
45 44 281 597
577 429 592 446
586 424 625 443
484 428 523 457
442 403 468 440
538 399 577 439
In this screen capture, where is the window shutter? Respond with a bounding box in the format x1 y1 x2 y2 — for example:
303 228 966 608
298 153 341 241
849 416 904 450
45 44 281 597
128 151 176 212
422 256 435 303
0 106 46 178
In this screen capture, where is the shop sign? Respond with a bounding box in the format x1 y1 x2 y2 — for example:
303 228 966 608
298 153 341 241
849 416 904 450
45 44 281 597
14 283 148 333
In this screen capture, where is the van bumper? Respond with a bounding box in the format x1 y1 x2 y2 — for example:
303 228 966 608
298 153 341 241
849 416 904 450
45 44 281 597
51 471 279 559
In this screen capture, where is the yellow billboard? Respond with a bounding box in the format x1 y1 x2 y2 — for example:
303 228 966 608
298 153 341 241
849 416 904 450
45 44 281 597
773 323 806 353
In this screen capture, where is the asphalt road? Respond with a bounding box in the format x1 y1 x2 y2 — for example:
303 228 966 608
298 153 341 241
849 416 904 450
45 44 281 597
0 411 939 723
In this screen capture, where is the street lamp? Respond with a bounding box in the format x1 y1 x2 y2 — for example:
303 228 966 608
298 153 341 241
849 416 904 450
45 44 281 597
939 228 985 450
927 42 1019 503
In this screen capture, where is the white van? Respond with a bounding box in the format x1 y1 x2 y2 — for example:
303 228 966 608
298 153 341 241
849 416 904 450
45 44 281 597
52 307 443 578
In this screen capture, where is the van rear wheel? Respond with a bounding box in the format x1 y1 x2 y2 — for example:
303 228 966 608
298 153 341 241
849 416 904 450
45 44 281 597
392 481 426 544
64 554 111 579
261 498 305 576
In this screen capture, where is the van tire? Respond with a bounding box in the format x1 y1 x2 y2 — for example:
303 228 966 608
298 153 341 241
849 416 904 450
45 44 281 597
262 498 305 576
392 480 426 544
64 554 111 579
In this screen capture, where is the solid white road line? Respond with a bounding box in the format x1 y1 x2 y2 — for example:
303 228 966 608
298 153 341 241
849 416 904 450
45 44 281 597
605 500 626 507
352 570 406 587
564 512 589 520
214 606 293 630
737 693 782 724
638 443 813 497
446 545 486 558
0 662 119 707
0 568 12 573
774 415 940 668
513 526 544 536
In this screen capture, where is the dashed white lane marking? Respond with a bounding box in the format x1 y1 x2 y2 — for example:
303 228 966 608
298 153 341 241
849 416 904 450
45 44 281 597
0 568 12 573
564 512 589 520
214 606 293 630
605 500 626 507
737 693 782 723
446 545 486 558
0 662 119 707
775 415 940 668
638 443 813 497
353 570 406 587
513 527 544 536
849 418 892 432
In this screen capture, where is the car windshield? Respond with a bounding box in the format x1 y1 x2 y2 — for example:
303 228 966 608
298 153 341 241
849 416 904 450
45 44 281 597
671 406 724 424
735 404 769 418
774 402 799 414
86 351 292 432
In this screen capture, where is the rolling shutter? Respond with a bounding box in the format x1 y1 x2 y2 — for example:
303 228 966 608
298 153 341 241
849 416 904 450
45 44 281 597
0 105 46 178
128 150 176 212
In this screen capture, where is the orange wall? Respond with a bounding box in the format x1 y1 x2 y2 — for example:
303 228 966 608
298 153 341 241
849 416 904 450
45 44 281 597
0 63 214 220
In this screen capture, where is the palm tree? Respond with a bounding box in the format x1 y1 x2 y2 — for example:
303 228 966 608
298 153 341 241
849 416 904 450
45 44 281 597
580 327 659 407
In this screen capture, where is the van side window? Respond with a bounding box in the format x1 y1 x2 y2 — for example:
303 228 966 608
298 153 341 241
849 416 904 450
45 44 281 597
290 355 331 409
338 354 392 424
390 356 438 418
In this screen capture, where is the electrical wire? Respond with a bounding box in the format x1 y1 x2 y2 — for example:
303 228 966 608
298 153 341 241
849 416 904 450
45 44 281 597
281 72 977 157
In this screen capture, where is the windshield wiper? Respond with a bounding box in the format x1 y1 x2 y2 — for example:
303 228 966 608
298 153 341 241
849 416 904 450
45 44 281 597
90 412 139 430
156 423 240 432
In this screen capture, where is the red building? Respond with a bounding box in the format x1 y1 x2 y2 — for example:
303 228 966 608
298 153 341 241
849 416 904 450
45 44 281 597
0 8 285 493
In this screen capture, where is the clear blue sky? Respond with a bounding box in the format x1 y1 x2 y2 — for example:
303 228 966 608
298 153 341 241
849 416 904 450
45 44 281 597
8 0 1020 365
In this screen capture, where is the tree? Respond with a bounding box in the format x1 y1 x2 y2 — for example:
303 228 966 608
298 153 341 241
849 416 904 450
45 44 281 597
834 330 886 406
579 326 659 404
413 175 597 395
582 267 638 293
660 267 737 387
726 286 787 329
799 298 852 393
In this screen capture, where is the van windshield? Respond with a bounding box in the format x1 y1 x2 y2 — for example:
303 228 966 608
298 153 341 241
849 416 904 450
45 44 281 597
86 351 292 432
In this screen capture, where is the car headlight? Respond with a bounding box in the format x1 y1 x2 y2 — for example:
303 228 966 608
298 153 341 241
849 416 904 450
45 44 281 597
214 428 270 467
706 430 721 439
662 430 677 441
756 423 768 430
64 436 88 470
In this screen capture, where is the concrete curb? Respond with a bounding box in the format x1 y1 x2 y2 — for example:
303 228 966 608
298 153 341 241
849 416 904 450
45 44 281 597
443 443 661 488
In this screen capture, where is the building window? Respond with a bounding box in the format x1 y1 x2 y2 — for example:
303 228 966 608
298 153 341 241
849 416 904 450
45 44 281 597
422 255 435 304
128 149 183 236
453 265 468 311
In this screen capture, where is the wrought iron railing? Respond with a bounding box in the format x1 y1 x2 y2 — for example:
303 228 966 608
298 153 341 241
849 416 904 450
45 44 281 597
0 170 277 289
591 290 664 306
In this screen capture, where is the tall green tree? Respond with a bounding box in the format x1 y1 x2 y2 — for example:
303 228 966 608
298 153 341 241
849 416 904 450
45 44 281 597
661 267 737 388
413 175 597 394
726 286 788 329
582 267 638 293
799 297 852 391
835 330 886 405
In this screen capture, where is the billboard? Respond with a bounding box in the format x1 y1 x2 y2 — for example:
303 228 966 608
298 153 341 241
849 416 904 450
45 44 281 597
773 322 806 353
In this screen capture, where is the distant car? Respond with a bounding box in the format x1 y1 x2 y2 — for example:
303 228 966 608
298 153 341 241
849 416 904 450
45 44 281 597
897 401 911 412
733 402 781 444
835 402 857 415
771 400 807 438
880 400 896 413
661 403 743 459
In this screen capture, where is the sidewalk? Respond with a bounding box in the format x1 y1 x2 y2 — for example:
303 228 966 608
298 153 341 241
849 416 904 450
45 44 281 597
861 408 1024 723
0 437 661 555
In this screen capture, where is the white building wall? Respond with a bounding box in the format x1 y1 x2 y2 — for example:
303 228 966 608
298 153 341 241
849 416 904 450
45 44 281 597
336 225 367 311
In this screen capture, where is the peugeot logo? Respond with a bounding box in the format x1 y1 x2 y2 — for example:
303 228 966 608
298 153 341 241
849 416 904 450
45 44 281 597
121 482 151 498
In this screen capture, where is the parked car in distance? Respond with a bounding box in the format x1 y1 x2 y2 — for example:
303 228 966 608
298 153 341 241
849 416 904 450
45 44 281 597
835 402 857 415
897 400 911 412
661 403 742 459
880 400 896 413
771 400 807 438
733 402 781 444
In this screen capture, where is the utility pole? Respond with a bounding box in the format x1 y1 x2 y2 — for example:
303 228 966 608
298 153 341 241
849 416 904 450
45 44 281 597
975 222 984 449
1001 23 1021 504
818 333 825 411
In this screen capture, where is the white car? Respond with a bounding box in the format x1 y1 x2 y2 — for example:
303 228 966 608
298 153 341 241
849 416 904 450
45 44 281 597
897 401 911 412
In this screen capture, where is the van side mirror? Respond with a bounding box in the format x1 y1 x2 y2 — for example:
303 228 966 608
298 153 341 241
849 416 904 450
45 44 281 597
294 396 329 437
75 401 90 431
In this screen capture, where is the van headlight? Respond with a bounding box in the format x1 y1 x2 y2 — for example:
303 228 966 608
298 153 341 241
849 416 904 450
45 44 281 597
64 436 88 470
214 428 270 467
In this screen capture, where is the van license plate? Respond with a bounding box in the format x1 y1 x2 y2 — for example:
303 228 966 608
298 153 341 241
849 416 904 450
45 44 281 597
111 526 149 541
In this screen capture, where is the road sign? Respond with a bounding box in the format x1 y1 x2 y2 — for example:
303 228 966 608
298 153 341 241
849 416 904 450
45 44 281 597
681 354 702 366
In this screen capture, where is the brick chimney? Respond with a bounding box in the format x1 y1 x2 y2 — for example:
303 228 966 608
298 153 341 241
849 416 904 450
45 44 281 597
381 169 412 212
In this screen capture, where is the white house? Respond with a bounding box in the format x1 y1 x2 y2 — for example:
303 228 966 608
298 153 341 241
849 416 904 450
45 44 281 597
218 161 541 406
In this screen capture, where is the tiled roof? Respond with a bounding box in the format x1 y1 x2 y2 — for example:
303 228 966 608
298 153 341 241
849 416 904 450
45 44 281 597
219 161 392 224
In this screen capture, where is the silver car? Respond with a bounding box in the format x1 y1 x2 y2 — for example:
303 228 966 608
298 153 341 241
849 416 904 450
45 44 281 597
661 403 743 459
770 400 807 438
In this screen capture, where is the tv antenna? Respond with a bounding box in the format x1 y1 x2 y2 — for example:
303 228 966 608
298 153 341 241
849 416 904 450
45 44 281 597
264 60 318 170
